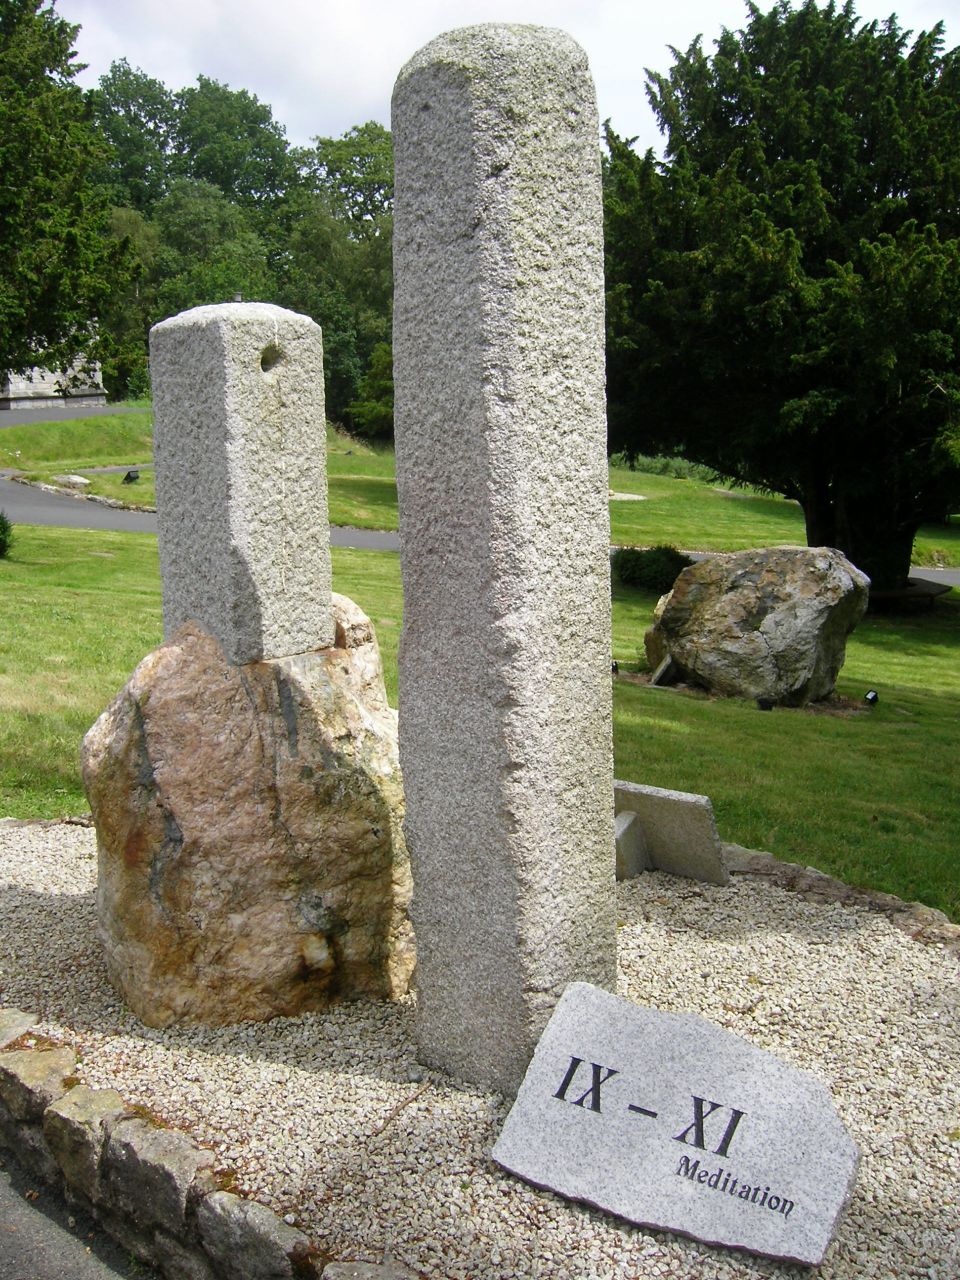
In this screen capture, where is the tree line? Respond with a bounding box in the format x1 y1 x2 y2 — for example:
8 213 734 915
1 0 394 433
3 0 959 587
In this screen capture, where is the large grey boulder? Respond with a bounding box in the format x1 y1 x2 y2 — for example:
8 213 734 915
645 547 869 706
82 594 415 1027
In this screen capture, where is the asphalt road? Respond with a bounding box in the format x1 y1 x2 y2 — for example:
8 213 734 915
0 404 138 428
9 476 956 586
0 1151 155 1279
0 475 401 551
1 405 956 582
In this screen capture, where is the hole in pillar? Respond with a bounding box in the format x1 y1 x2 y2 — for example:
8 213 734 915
260 343 283 374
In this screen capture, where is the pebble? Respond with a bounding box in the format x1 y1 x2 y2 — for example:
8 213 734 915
0 822 958 1279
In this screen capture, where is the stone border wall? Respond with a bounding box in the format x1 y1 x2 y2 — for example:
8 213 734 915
0 1010 414 1280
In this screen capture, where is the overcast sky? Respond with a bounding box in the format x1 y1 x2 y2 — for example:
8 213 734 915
56 0 958 153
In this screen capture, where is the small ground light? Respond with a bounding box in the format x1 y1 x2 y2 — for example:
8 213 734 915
611 660 619 676
864 690 879 706
122 470 139 484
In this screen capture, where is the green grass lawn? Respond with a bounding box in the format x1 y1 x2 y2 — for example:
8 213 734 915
613 582 960 919
5 411 957 564
607 466 960 568
2 524 957 920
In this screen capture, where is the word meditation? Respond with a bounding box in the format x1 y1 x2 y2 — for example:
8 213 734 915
493 984 859 1266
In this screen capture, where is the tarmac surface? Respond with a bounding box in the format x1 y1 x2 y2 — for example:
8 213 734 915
0 474 401 551
4 474 956 586
0 1150 154 1279
0 403 138 428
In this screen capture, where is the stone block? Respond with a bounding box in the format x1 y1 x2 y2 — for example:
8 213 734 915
0 1112 61 1184
614 810 650 881
154 1231 220 1280
92 1207 157 1265
150 302 333 664
393 23 616 1094
494 982 859 1266
196 1190 316 1279
0 1046 76 1121
102 1117 215 1235
0 1007 36 1048
43 1084 128 1203
614 780 730 886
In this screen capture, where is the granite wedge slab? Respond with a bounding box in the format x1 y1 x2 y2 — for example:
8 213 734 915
614 780 729 885
493 983 859 1266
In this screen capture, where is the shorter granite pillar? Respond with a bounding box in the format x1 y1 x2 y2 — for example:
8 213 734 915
149 302 333 664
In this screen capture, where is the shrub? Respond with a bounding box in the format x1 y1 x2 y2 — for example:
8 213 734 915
612 544 694 594
609 452 718 481
0 510 13 559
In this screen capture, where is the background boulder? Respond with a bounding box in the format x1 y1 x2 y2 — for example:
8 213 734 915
644 546 869 705
82 594 414 1027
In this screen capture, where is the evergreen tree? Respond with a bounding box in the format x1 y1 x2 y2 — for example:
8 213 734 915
0 0 125 379
605 1 960 589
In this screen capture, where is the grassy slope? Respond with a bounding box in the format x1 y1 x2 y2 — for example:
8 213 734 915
1 525 957 919
3 412 958 562
0 415 402 529
607 466 960 569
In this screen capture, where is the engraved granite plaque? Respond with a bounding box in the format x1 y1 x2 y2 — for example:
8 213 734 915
493 983 859 1266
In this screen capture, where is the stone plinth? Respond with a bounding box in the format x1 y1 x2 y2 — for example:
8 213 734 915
149 303 333 665
614 780 730 886
82 596 414 1027
392 25 616 1093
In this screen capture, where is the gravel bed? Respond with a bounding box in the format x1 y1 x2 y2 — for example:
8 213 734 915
1 821 957 1279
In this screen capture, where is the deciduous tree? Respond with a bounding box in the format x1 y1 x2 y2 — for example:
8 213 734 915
89 58 175 212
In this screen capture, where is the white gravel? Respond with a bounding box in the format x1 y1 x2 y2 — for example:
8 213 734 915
1 821 958 1280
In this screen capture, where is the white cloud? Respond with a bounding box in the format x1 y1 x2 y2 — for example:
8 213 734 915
57 0 957 152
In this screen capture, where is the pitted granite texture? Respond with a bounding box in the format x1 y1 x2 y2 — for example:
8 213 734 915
149 302 333 664
392 24 616 1094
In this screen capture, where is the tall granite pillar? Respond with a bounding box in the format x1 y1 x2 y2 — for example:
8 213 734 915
149 302 333 663
392 25 616 1093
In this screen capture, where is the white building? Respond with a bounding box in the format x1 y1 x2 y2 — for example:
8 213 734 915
0 359 106 410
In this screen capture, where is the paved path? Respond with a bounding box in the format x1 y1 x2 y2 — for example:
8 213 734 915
0 476 400 551
0 1151 154 1279
2 473 957 583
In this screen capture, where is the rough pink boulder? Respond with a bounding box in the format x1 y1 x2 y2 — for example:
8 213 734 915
82 595 414 1027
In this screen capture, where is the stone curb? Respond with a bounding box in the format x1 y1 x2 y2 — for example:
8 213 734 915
9 474 156 512
723 844 960 958
0 1011 416 1280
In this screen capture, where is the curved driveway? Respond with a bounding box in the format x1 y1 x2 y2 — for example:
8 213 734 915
0 475 400 551
0 403 138 427
2 473 958 584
